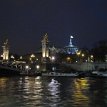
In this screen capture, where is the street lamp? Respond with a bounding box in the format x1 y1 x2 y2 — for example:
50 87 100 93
25 65 30 70
66 57 71 63
81 53 85 57
77 51 81 56
51 56 55 62
36 65 40 72
30 54 35 63
30 54 35 58
20 56 23 60
90 55 94 62
76 51 81 62
11 55 14 59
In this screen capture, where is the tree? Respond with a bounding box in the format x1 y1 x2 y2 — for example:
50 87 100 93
91 40 107 62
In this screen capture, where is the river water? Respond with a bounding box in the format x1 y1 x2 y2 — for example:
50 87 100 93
0 76 107 107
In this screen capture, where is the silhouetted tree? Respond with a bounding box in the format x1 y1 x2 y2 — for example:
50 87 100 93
91 40 107 62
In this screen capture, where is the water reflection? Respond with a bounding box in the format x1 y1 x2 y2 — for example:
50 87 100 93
47 78 61 107
1 77 107 107
0 77 8 89
17 76 43 106
72 78 90 107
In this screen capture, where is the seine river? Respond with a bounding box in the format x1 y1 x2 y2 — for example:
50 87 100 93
0 76 107 107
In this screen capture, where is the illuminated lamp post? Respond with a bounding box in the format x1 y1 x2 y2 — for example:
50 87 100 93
81 53 85 62
66 57 71 63
30 54 35 63
90 55 94 62
36 65 40 72
10 55 15 62
76 51 81 62
25 65 30 74
20 56 23 60
51 56 55 63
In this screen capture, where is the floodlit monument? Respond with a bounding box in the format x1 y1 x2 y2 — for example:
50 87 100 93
65 36 78 54
41 33 49 63
2 39 9 61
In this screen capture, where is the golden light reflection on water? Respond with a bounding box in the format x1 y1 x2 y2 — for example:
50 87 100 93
0 77 8 89
0 77 106 107
72 78 90 106
18 76 43 106
74 78 89 89
19 76 42 89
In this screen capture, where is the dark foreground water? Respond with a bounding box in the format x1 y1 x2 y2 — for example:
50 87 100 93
0 76 107 107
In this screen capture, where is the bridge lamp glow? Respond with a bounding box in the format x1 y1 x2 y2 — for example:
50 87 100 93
82 54 85 57
20 56 22 59
77 51 81 56
30 54 35 58
90 55 93 58
51 56 55 60
11 55 14 59
25 65 29 70
36 65 40 70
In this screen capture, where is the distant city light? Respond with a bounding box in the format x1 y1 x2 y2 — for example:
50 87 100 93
20 56 22 59
11 55 14 59
77 51 81 56
67 57 71 60
51 56 55 60
90 55 93 58
81 54 85 57
25 65 29 70
1 55 3 57
30 54 35 58
70 36 73 38
36 65 40 70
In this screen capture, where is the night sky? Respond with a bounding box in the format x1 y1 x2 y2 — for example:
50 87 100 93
0 0 107 54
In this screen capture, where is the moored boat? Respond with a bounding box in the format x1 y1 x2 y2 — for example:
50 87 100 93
0 64 21 76
42 72 79 77
91 70 107 77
